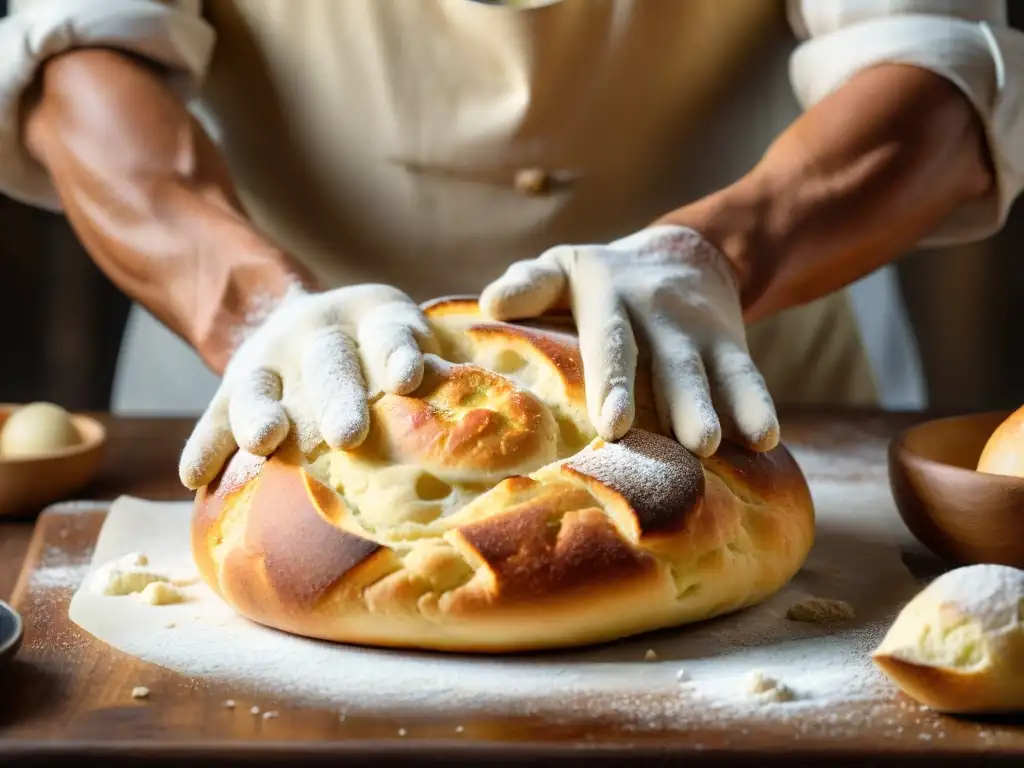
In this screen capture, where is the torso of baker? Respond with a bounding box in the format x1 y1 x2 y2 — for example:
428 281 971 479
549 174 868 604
196 0 876 405
2 0 1020 430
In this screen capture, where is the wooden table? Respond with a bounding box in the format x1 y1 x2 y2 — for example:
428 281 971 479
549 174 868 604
1 410 1021 767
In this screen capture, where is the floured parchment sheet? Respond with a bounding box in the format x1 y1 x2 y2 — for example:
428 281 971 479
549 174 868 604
65 444 925 727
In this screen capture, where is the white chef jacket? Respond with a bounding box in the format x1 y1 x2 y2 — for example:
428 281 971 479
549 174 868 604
1 0 1022 416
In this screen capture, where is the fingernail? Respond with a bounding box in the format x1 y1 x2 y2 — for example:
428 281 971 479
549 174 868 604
600 386 634 440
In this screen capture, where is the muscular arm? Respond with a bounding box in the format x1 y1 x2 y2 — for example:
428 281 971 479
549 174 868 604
660 62 995 324
21 48 316 372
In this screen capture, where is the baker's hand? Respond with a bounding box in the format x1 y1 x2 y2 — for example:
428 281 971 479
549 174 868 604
178 284 438 489
479 225 778 457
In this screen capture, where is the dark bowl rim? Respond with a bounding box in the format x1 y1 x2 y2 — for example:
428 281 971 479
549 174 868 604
0 599 24 660
889 409 1024 491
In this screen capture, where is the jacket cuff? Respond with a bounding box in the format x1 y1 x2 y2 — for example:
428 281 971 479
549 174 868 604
790 14 1024 246
0 0 215 210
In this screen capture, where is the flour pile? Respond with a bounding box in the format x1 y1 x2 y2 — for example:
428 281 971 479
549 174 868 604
57 443 924 728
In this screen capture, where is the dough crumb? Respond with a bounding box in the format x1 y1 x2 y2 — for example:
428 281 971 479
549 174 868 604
398 727 408 736
222 699 236 709
90 552 195 603
747 671 795 703
139 581 185 606
786 597 855 625
676 668 689 682
130 686 150 700
644 649 658 661
250 706 261 715
455 725 465 733
262 710 279 720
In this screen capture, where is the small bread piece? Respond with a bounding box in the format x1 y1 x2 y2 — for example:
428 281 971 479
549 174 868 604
977 404 1024 478
192 299 815 653
872 564 1024 714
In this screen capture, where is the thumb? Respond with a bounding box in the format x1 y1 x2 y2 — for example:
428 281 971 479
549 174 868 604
479 247 571 320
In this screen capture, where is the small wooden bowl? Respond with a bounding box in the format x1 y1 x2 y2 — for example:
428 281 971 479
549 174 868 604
889 410 1024 568
0 404 106 518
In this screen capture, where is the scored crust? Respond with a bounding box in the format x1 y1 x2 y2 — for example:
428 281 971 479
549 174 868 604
192 298 815 653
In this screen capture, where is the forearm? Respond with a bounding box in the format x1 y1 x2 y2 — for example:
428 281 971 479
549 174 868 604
22 48 316 372
661 63 994 324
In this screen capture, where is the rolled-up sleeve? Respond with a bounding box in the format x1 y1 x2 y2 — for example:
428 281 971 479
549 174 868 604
787 0 1024 246
0 0 215 211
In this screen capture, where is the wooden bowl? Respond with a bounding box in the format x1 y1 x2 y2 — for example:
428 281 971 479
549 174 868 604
889 410 1024 568
0 404 106 518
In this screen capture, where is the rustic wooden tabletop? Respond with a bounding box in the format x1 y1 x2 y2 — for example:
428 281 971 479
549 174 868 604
1 409 1021 767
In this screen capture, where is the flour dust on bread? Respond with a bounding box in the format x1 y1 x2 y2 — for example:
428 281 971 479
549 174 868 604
191 298 815 653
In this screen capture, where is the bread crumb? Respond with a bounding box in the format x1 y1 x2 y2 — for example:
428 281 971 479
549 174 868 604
139 581 185 606
785 597 855 625
455 725 464 733
262 710 279 720
676 669 690 682
398 727 407 736
222 699 236 709
644 649 658 661
130 686 150 700
747 671 795 702
250 706 261 715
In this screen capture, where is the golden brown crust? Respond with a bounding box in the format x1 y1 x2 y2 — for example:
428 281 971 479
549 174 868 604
372 357 558 480
870 653 1024 714
191 299 815 653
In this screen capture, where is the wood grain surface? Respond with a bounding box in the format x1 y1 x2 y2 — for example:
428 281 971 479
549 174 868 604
1 411 1022 766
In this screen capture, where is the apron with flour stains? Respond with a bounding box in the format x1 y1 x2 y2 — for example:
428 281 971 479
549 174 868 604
112 0 926 415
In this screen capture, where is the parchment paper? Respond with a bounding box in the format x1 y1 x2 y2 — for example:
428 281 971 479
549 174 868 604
66 444 926 723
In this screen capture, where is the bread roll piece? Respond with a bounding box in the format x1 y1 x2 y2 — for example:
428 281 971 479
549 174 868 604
977 404 1024 478
873 564 1024 714
191 299 815 653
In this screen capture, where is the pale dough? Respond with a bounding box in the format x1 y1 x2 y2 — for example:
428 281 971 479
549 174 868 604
0 401 80 458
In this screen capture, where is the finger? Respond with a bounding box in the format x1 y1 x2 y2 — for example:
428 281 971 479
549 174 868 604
479 247 570 320
707 341 780 452
568 252 637 441
357 301 434 395
179 391 237 489
228 367 290 455
648 324 721 457
302 326 371 449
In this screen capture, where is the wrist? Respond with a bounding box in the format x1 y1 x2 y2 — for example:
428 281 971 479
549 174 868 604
189 226 317 373
653 177 778 310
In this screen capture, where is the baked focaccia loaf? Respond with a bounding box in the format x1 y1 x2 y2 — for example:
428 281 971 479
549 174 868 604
192 298 815 653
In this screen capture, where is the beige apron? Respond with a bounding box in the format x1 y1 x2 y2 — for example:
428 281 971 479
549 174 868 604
113 0 912 415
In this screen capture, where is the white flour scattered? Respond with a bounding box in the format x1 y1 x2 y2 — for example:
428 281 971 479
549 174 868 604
60 447 927 732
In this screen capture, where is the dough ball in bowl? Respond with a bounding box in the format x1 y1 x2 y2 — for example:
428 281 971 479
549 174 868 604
0 402 81 458
191 299 816 653
873 564 1024 714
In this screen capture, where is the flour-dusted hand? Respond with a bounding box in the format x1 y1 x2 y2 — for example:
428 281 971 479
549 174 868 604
179 284 439 489
479 225 779 456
